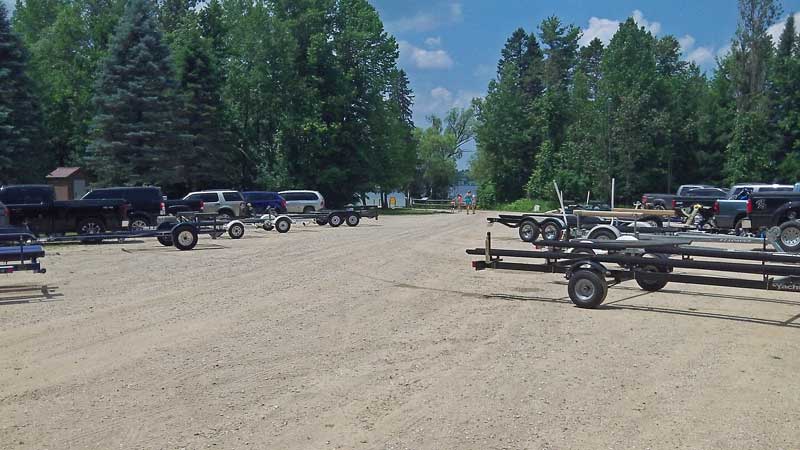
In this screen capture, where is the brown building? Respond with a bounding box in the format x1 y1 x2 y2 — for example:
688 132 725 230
46 167 88 200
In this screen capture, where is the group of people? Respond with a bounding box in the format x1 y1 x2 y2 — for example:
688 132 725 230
453 191 476 214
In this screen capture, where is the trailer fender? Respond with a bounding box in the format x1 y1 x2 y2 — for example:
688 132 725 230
223 220 245 231
566 260 607 279
586 225 621 241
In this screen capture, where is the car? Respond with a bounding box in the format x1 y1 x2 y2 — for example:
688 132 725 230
0 201 8 227
242 191 287 214
82 186 205 230
714 184 795 232
279 190 325 213
641 184 721 210
183 190 248 219
0 185 129 235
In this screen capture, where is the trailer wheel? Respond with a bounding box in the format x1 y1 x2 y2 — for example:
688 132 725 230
568 270 607 309
228 223 245 239
275 217 291 233
262 223 274 231
315 217 328 226
541 222 562 241
172 225 198 251
329 214 343 228
346 214 360 227
518 221 540 242
588 229 617 241
157 236 173 246
779 220 800 252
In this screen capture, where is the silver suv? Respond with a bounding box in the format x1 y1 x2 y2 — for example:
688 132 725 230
183 190 248 219
279 190 325 213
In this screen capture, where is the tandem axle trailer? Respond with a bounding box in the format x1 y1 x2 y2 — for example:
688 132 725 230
467 233 800 309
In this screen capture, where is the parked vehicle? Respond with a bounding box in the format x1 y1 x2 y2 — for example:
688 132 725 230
641 185 722 209
0 201 8 227
714 184 794 232
243 191 287 215
0 185 129 235
183 190 248 219
279 190 325 213
82 186 207 229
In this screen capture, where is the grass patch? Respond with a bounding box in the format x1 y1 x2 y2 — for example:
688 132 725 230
493 198 558 213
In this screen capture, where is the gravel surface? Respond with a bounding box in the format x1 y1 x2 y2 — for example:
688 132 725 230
1 212 799 449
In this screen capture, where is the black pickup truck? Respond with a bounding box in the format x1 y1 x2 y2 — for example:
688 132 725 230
746 191 800 230
82 186 204 229
0 185 129 235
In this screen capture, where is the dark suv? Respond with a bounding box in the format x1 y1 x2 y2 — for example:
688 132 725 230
243 191 287 214
82 187 163 230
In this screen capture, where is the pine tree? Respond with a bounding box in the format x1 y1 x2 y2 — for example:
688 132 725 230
773 13 800 179
87 0 179 187
171 16 234 192
0 2 45 183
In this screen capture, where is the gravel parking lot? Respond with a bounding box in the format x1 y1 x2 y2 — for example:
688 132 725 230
2 212 800 450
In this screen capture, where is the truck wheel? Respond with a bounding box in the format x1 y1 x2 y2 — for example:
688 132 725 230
779 220 800 252
518 221 540 242
77 218 105 235
568 270 608 309
303 206 315 214
228 223 245 239
329 214 343 228
346 214 360 227
129 216 150 231
157 236 173 246
541 222 562 241
654 204 666 210
263 223 274 231
588 229 617 241
315 217 328 226
275 217 291 233
217 210 234 221
641 216 663 228
172 225 198 251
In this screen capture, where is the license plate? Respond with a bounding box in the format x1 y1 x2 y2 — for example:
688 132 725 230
741 219 752 229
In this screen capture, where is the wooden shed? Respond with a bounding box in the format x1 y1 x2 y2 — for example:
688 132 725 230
46 167 88 200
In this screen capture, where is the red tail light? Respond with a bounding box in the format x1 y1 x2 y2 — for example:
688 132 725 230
281 199 287 208
713 201 720 215
746 199 753 214
642 195 648 205
671 199 677 209
199 200 205 211
160 202 166 215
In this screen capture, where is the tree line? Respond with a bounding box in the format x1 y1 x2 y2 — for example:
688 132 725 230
472 0 800 204
0 0 429 205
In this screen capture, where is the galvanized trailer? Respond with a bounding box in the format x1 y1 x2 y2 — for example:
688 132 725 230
467 233 800 309
0 229 46 274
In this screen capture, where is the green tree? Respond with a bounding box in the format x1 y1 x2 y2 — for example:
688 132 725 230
87 0 180 186
170 15 235 192
0 2 46 183
773 13 800 179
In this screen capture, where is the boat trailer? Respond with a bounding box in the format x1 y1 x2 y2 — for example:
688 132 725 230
467 233 800 309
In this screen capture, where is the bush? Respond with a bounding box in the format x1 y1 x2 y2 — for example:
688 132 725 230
494 198 558 212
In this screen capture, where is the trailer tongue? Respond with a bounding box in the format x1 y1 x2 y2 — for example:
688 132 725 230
467 233 800 309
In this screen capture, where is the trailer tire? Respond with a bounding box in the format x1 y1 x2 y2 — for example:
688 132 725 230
172 225 198 251
263 223 274 231
315 217 328 226
329 214 344 227
541 221 562 241
568 270 607 309
346 214 360 227
228 223 245 239
518 221 540 242
588 229 617 241
779 220 800 252
157 236 173 246
275 217 291 233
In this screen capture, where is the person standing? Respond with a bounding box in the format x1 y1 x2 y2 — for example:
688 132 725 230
465 191 475 214
455 193 463 213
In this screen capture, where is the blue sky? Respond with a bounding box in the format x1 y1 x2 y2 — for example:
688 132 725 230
371 0 800 128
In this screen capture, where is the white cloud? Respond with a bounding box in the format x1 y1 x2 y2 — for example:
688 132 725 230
768 12 800 44
687 46 715 65
386 2 464 33
579 10 662 46
678 34 696 51
424 37 442 48
717 44 732 59
399 40 454 70
415 87 483 120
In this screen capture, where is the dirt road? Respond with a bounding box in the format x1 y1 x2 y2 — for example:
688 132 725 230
2 212 799 449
